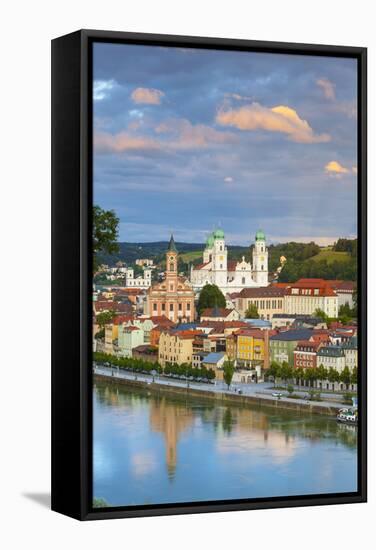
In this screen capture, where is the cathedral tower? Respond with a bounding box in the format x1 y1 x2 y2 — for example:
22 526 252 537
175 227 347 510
252 230 268 286
212 229 228 288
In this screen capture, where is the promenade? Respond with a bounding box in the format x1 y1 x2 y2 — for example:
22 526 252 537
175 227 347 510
93 365 347 416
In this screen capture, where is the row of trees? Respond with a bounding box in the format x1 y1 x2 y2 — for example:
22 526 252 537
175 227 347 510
265 360 358 388
93 352 215 381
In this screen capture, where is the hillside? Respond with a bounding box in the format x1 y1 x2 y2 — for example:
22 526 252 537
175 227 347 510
97 239 357 283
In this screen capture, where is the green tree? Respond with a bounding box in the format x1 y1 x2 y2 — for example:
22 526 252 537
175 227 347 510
314 308 329 323
245 303 260 319
280 361 293 387
340 366 351 387
223 360 235 389
93 205 120 270
197 283 226 316
265 361 281 386
294 367 304 387
351 366 358 385
316 364 328 382
96 310 116 329
327 367 340 386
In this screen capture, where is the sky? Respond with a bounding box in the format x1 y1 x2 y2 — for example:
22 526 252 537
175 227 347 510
93 42 358 246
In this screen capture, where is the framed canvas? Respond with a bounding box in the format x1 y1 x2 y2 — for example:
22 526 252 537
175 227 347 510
51 29 367 520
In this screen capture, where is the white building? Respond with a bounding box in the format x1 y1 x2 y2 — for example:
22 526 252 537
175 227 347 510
124 267 152 289
284 279 338 318
190 229 269 295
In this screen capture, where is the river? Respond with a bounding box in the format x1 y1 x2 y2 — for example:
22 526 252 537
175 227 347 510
93 380 357 507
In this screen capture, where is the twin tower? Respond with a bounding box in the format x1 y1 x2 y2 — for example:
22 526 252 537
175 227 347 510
190 229 269 294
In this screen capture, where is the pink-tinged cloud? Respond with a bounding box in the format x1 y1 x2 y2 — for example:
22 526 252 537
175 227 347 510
352 166 358 174
131 87 164 105
94 131 159 153
216 102 330 143
155 118 237 149
325 160 349 176
316 77 336 100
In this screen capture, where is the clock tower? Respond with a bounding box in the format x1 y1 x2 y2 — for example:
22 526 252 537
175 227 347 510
166 234 178 292
252 229 269 286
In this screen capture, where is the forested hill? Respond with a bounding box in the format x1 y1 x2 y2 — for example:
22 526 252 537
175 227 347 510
97 238 357 282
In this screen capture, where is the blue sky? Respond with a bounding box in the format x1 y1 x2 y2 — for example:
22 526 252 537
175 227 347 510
93 43 357 246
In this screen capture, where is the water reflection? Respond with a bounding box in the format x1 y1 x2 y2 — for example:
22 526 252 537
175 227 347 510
93 382 357 507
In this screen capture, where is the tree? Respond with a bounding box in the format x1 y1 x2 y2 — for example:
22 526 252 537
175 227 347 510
197 283 226 316
265 361 281 386
340 366 351 387
314 308 329 323
328 367 340 386
96 310 116 329
245 303 260 319
93 205 120 270
280 361 293 387
223 360 235 389
294 367 304 387
351 366 358 385
316 364 328 382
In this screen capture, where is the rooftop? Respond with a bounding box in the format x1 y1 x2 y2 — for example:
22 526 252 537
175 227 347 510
270 329 314 342
203 352 225 364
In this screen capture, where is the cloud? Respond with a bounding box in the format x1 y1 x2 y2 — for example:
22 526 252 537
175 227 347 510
224 176 234 183
94 131 159 154
131 87 164 104
93 79 117 101
155 118 237 149
216 102 330 143
316 77 336 100
325 160 349 176
352 166 358 174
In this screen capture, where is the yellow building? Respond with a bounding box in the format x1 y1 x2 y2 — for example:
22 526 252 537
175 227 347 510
235 329 269 369
158 330 199 367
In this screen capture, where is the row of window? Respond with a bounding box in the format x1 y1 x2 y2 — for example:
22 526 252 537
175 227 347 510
247 299 283 309
153 302 191 311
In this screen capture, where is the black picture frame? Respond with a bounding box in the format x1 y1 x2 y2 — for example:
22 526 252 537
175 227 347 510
51 29 367 521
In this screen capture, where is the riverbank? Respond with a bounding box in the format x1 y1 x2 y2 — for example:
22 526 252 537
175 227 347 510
93 369 344 417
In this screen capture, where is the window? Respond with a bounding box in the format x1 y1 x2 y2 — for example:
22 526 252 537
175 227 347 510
169 262 174 271
170 304 174 311
161 303 165 311
187 303 190 311
242 277 245 285
178 303 182 311
153 303 157 311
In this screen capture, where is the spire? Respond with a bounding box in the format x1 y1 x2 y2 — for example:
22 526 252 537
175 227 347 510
167 234 178 253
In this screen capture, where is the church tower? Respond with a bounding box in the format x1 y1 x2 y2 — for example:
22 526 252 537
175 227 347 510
252 230 268 286
212 229 228 289
166 234 178 293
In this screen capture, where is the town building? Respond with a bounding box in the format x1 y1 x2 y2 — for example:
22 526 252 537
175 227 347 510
317 346 346 373
104 315 134 354
200 307 240 322
192 351 208 369
284 279 338 317
342 336 358 369
202 352 227 376
235 329 270 372
132 344 158 363
269 329 315 367
235 286 287 320
158 329 199 367
271 314 327 330
118 325 144 357
190 229 269 295
123 267 152 288
135 258 154 267
328 280 356 308
146 236 195 323
293 340 323 369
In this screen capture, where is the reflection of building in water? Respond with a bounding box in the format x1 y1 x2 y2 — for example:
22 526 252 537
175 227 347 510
149 397 194 478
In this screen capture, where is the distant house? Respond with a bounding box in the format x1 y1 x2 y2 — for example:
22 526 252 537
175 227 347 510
158 329 200 367
235 286 287 320
118 325 144 357
200 307 240 322
132 344 158 363
202 352 227 377
284 279 338 318
269 329 314 367
317 346 346 373
192 351 209 369
293 340 323 369
341 336 358 369
328 280 356 308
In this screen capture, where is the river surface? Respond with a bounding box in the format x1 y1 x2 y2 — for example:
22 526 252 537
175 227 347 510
93 381 358 507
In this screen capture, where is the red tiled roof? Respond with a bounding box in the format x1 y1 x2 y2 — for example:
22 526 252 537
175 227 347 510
227 260 238 271
195 262 210 270
287 278 337 296
295 340 322 351
112 315 135 325
235 328 265 338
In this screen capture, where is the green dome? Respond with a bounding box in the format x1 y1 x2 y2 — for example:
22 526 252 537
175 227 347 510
255 229 265 241
206 234 215 247
213 229 225 239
